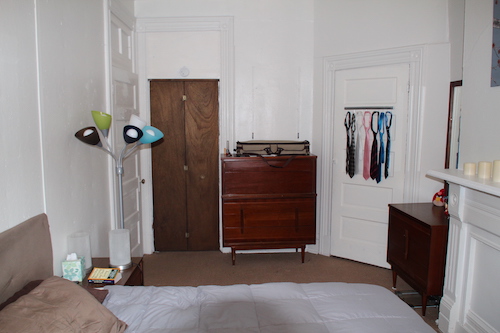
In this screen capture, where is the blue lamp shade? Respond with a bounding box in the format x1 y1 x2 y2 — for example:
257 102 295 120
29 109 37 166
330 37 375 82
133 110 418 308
139 126 164 144
74 127 102 146
123 125 143 144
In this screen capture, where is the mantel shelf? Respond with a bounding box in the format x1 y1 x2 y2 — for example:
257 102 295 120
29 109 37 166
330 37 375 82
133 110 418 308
427 168 500 198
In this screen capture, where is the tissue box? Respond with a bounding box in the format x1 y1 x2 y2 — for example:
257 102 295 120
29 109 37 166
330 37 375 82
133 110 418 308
62 256 85 282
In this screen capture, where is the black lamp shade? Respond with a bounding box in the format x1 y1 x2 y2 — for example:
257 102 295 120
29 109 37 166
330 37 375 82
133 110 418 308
75 127 101 146
123 125 143 144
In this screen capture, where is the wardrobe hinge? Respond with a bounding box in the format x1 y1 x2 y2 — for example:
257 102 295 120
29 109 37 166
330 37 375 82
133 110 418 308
185 232 190 238
182 95 187 101
184 165 188 171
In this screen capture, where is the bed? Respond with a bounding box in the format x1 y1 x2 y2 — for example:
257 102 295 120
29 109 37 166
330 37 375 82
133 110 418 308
0 214 436 333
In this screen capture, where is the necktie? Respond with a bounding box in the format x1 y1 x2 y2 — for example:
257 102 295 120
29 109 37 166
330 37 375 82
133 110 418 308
355 111 362 175
385 112 393 178
370 112 379 180
344 112 351 175
348 113 356 178
363 112 371 180
377 112 385 183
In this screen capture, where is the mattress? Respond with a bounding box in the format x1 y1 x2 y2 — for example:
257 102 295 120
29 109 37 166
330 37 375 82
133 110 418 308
103 282 435 333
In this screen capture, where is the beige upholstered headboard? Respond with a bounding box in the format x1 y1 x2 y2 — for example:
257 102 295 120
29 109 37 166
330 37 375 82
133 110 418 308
0 213 53 304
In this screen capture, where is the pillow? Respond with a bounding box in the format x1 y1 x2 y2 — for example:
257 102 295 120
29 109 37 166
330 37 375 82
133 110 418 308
0 280 42 311
0 276 127 333
0 280 109 311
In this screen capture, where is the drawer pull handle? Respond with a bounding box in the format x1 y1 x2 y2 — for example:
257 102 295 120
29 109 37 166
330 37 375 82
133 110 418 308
404 229 409 259
240 209 245 234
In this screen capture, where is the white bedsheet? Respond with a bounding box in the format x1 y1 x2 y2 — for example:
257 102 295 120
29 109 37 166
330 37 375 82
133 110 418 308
103 282 435 333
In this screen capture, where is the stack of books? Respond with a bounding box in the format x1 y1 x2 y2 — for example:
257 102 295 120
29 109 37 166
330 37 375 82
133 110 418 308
87 267 122 284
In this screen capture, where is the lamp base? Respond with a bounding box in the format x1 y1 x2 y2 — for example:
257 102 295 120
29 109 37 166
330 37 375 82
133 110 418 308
108 229 132 272
109 261 132 271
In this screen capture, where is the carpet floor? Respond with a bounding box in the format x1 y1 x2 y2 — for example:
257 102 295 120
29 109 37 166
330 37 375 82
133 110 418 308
143 251 441 332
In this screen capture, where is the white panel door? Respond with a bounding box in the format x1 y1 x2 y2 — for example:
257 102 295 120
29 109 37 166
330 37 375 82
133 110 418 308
112 67 141 255
109 9 142 256
331 63 410 268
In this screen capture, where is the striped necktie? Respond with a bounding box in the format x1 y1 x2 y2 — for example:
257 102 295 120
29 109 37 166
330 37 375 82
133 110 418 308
363 112 371 180
376 112 385 183
385 112 393 179
370 112 379 180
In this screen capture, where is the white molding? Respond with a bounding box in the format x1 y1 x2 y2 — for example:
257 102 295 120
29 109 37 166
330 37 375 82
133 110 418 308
109 0 135 30
137 16 229 32
318 45 424 256
136 16 235 253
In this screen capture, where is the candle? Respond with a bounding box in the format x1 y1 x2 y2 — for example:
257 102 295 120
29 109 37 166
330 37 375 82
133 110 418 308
478 161 492 179
493 160 500 182
463 162 476 176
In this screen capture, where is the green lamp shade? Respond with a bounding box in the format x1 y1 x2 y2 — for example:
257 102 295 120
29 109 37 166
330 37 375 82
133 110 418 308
91 111 112 130
74 127 101 146
139 126 164 144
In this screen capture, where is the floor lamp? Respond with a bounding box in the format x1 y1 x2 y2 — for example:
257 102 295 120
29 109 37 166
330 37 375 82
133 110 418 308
75 111 164 270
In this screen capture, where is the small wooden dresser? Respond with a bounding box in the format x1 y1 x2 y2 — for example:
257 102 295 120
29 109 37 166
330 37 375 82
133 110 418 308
221 155 317 264
387 203 448 315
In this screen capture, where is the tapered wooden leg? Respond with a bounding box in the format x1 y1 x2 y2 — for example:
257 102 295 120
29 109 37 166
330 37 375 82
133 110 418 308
231 248 236 265
392 270 398 289
422 293 427 316
301 245 305 263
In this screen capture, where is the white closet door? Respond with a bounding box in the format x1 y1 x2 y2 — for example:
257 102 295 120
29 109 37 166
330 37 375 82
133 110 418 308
330 63 410 268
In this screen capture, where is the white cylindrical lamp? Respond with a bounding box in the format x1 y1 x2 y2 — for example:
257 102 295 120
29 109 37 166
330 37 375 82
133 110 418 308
109 229 132 270
478 161 492 179
463 162 476 176
493 160 500 182
67 231 93 274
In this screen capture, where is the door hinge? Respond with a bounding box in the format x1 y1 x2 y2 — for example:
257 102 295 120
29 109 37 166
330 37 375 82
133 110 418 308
182 95 187 101
184 165 189 171
185 232 190 238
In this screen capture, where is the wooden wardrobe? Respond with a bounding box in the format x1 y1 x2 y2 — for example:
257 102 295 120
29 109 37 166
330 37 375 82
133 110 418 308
150 79 219 251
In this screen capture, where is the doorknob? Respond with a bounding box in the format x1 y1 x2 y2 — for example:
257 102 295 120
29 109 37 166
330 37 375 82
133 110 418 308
141 179 146 184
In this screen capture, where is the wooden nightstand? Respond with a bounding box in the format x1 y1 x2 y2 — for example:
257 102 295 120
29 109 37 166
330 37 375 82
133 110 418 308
82 257 143 287
387 203 448 316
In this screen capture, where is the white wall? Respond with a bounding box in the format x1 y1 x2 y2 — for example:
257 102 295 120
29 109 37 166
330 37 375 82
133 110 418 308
449 0 465 82
0 0 113 275
460 0 500 166
313 0 451 201
0 0 44 225
1 0 455 273
135 0 314 142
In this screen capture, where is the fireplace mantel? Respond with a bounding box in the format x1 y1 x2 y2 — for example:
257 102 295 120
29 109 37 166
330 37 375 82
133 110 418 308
428 168 500 198
426 169 500 333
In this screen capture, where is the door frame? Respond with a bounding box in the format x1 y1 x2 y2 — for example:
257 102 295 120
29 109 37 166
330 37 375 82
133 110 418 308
135 17 235 254
318 46 424 256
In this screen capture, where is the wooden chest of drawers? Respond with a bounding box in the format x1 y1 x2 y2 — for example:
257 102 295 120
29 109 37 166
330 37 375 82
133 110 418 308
387 203 448 315
221 155 317 264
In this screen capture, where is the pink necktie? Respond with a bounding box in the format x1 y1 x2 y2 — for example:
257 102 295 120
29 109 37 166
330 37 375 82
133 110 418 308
363 111 371 180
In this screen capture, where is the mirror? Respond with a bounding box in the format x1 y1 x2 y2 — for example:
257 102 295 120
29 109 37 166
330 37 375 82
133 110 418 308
445 80 462 169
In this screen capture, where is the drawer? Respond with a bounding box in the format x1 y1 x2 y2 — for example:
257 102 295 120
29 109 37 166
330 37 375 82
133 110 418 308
222 156 316 195
223 198 316 244
224 225 316 244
